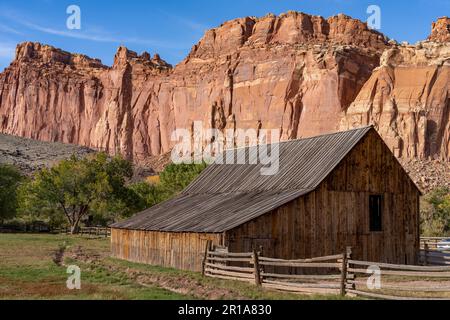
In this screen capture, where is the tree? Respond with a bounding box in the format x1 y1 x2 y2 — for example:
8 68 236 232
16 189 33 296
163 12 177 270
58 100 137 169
160 162 207 194
0 164 23 223
129 181 169 209
18 153 134 234
421 187 450 236
125 162 208 214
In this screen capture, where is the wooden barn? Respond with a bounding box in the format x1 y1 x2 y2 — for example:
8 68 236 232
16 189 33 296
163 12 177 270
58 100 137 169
111 126 421 271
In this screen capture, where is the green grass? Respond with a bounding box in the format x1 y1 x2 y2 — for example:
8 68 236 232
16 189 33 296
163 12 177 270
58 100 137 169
0 233 348 300
0 233 189 300
106 258 351 300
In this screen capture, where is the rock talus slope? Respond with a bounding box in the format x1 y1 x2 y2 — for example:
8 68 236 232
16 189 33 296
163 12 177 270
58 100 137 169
0 12 448 163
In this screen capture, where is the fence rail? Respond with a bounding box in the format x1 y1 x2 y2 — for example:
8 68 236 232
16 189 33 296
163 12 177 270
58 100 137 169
53 227 111 238
202 243 450 300
420 237 450 266
202 241 351 296
347 259 450 300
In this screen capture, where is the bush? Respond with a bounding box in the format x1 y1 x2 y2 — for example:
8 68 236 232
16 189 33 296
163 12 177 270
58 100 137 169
0 164 24 223
129 181 170 209
127 162 208 213
420 187 450 236
160 162 208 194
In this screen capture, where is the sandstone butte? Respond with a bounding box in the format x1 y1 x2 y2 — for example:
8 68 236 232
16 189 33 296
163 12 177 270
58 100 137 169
0 12 448 165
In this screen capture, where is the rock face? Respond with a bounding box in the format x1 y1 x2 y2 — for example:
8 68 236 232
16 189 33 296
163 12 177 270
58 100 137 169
429 17 450 42
171 12 387 148
341 41 449 161
0 12 448 163
0 42 172 163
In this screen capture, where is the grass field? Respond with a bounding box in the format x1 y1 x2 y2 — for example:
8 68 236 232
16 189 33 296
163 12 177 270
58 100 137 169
0 233 348 300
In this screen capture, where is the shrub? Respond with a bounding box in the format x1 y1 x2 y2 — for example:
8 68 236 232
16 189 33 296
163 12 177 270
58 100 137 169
420 187 450 236
0 164 24 223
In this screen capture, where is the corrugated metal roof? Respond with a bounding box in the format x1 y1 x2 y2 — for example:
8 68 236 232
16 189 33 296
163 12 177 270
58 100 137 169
184 126 372 194
111 189 311 233
112 126 373 233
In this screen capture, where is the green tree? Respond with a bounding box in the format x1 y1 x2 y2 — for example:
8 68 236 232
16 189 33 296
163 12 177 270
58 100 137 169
126 162 208 214
0 164 23 223
129 181 170 209
18 153 134 234
421 187 450 236
160 162 207 194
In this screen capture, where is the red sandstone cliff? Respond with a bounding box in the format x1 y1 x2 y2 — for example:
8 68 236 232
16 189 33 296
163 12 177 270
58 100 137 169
0 12 448 163
341 19 449 161
429 17 450 43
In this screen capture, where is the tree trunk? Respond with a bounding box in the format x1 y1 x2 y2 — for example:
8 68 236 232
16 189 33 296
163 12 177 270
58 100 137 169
70 223 80 235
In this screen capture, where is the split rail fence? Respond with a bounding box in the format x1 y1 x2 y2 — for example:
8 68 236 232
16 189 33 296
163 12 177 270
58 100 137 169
54 227 111 238
420 237 450 266
346 259 450 300
202 241 450 300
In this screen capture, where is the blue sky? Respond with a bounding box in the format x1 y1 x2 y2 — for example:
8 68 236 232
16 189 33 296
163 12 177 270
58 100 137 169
0 0 448 70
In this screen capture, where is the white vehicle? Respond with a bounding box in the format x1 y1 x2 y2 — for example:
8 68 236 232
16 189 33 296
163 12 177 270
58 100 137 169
437 239 450 250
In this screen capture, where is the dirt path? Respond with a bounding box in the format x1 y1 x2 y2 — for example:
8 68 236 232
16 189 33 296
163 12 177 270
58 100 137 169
66 245 249 300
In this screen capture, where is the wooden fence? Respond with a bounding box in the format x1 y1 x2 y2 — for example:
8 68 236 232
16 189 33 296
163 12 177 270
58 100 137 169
347 260 450 300
421 237 449 248
420 237 450 266
202 242 353 296
54 227 111 238
202 242 450 300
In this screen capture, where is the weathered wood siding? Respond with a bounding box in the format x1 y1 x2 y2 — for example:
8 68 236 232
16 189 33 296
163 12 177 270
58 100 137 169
111 229 222 271
225 130 420 265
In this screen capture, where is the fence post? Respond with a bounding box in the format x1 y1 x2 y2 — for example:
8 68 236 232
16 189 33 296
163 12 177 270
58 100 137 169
202 240 212 277
259 246 265 280
253 248 262 286
424 243 429 266
340 246 352 296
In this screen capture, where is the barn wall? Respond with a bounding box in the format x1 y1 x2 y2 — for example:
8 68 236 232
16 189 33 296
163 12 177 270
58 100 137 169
111 229 222 271
225 130 421 264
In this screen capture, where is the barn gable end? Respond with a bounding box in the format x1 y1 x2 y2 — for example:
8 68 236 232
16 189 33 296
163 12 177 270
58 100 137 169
224 129 421 265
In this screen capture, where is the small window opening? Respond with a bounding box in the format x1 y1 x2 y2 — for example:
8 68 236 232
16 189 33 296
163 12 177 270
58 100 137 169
369 195 383 232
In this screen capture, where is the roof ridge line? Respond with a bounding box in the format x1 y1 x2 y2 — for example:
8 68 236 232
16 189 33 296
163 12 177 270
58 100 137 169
222 125 374 152
182 188 314 196
279 125 374 145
